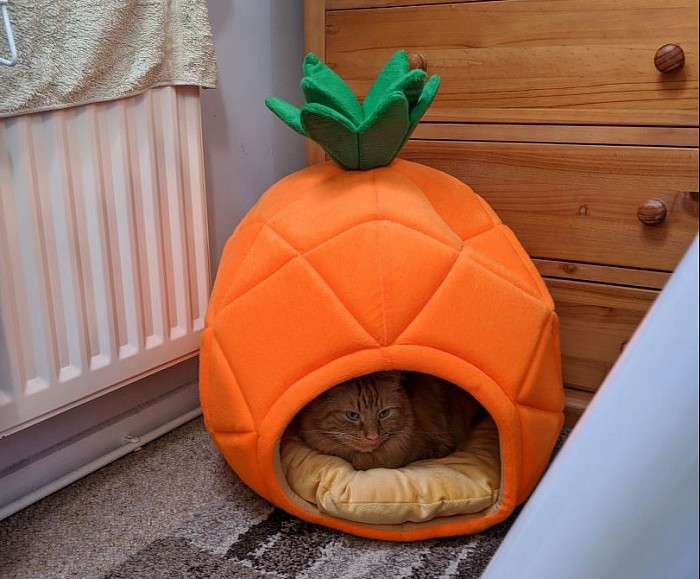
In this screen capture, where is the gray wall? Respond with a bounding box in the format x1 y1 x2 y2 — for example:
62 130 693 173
201 0 307 271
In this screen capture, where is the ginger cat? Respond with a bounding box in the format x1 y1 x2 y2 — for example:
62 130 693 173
294 371 482 470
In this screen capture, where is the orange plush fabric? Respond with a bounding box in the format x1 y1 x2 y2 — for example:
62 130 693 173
200 157 564 541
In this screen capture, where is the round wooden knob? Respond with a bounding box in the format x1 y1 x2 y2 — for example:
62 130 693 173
407 52 428 71
637 198 668 225
654 44 685 73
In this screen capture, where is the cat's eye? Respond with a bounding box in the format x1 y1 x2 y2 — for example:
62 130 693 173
345 411 360 421
377 408 391 420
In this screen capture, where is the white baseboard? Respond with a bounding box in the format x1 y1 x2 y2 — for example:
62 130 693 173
0 380 202 520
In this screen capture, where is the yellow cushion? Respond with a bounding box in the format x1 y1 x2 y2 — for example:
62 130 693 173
280 417 501 525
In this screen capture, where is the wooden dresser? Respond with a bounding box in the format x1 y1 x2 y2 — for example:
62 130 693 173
304 0 699 425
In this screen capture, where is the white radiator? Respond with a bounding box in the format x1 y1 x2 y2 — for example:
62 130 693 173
0 86 210 436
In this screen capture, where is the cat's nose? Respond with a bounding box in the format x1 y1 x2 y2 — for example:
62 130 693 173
364 431 379 442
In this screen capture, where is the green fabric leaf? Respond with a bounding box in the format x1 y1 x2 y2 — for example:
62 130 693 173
408 75 441 128
362 51 409 117
363 68 426 120
358 92 410 170
301 77 363 127
266 50 441 170
402 74 441 148
396 68 429 109
302 53 363 125
301 103 360 170
265 97 305 136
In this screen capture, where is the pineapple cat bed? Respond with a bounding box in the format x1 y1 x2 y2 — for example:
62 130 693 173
199 51 564 541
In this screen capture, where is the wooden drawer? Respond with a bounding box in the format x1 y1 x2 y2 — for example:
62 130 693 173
545 278 659 392
401 140 699 272
325 0 699 127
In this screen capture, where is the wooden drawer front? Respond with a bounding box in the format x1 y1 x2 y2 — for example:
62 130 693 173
401 140 699 272
547 279 658 392
325 0 699 127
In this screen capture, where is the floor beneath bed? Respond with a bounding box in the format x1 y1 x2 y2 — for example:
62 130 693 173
0 417 570 579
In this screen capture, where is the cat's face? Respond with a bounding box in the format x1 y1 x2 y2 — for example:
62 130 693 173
297 371 413 456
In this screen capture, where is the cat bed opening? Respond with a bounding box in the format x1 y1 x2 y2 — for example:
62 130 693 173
199 52 564 541
280 374 502 526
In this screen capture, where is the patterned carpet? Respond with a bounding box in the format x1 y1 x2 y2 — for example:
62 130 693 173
103 503 516 579
0 417 567 579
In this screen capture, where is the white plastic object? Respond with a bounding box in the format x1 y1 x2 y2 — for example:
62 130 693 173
482 235 699 579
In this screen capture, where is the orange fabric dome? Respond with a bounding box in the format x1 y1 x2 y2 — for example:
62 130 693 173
199 158 564 541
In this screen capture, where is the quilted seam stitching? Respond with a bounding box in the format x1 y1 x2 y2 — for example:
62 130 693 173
373 171 390 346
222 222 381 347
392 249 461 344
510 309 558 409
217 219 460 317
208 330 257 434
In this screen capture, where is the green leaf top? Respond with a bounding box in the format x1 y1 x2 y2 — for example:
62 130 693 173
265 51 440 170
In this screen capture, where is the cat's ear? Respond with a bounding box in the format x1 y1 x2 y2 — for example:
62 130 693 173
317 387 338 400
